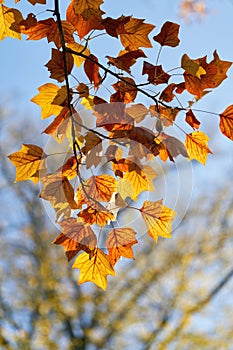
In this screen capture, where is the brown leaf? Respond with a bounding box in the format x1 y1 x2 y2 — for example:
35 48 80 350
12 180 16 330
153 21 180 47
142 62 170 85
185 109 200 129
159 133 188 162
84 54 101 88
106 227 138 266
107 49 146 74
160 83 177 102
45 48 74 83
111 78 137 103
219 105 233 141
125 103 148 123
53 218 97 261
72 0 104 20
102 15 131 38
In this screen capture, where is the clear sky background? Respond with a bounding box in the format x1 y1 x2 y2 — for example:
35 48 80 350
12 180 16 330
0 0 232 199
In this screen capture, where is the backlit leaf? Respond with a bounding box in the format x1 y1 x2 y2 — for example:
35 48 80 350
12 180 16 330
31 83 64 119
45 48 74 83
185 131 212 165
0 5 23 40
153 21 180 47
72 248 115 290
219 105 233 141
84 54 101 88
120 17 155 50
106 227 138 266
53 218 97 261
185 109 200 129
8 144 46 184
107 49 146 74
140 200 176 242
78 206 114 226
66 42 90 67
76 174 117 209
72 0 103 20
142 62 170 85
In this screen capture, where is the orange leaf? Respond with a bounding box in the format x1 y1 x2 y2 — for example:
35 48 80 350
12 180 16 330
0 5 23 40
219 105 233 141
185 131 212 165
106 227 138 266
56 156 78 180
45 48 74 83
185 109 200 129
67 2 103 40
22 18 74 49
53 218 97 261
140 200 176 242
106 49 146 74
84 54 101 88
160 83 176 102
27 0 46 4
111 78 137 103
31 83 64 119
153 21 180 47
72 0 103 20
19 13 37 30
8 144 46 184
119 17 155 50
78 206 114 226
142 62 170 85
72 248 115 290
76 174 117 209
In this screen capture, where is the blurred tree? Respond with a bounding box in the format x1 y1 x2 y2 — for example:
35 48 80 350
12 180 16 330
1 110 233 350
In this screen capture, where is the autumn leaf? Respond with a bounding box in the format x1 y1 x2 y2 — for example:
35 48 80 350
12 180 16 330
81 132 102 168
111 78 137 103
27 0 46 4
219 105 233 141
78 206 114 226
84 54 101 88
140 200 176 242
19 13 37 30
40 174 78 210
45 48 74 83
185 109 200 129
56 156 78 180
106 49 146 74
181 53 206 78
72 248 115 290
66 42 90 67
185 131 212 165
160 83 177 102
76 174 117 209
106 227 138 266
102 15 130 38
72 0 104 20
31 83 64 119
67 2 103 40
158 133 188 162
54 218 97 260
0 5 23 40
126 103 148 123
8 144 46 184
142 62 170 85
21 18 74 49
119 17 155 50
153 21 180 47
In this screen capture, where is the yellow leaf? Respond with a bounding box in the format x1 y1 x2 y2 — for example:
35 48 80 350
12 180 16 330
31 83 64 119
185 131 212 165
66 42 90 67
8 144 46 184
81 96 94 110
123 170 148 201
106 227 138 266
117 178 134 200
140 200 176 242
0 5 23 40
77 206 114 226
72 248 115 290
